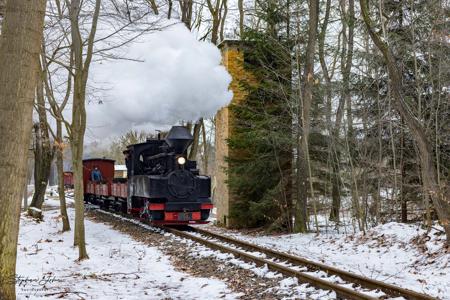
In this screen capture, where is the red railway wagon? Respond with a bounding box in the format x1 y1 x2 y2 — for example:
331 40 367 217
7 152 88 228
63 171 74 188
111 182 127 198
83 158 128 208
83 158 115 196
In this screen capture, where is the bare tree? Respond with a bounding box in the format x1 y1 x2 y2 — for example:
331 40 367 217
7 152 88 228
43 46 73 232
318 0 341 223
29 70 55 212
179 0 193 29
0 1 47 298
205 0 227 44
294 0 319 233
360 0 450 244
66 0 101 260
189 120 203 160
238 0 244 37
340 0 364 231
146 0 159 14
178 0 229 161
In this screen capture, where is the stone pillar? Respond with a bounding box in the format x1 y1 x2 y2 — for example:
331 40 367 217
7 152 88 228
214 40 254 227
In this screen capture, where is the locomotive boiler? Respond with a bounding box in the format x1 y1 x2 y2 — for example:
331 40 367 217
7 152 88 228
83 126 213 224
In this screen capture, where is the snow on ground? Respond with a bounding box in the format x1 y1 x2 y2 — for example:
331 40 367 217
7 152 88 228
98 210 339 299
202 222 450 299
21 188 447 299
16 208 237 300
25 186 75 209
183 241 338 300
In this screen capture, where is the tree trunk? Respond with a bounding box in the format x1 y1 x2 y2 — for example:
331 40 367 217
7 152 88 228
294 0 319 233
201 120 209 173
318 0 341 222
167 0 173 19
341 0 358 227
360 0 450 244
29 124 51 209
400 123 407 223
0 1 47 298
0 0 5 17
375 70 383 224
295 133 308 232
238 0 244 37
188 120 202 160
179 0 193 30
210 12 220 45
71 136 88 258
68 0 101 260
219 0 227 42
30 73 54 210
41 46 72 232
70 70 88 259
70 73 89 261
56 120 70 231
23 171 29 211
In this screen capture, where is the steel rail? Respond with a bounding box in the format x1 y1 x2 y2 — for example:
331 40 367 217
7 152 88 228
187 226 435 300
164 226 381 300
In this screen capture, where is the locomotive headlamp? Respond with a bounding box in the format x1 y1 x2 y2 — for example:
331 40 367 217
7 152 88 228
177 156 186 165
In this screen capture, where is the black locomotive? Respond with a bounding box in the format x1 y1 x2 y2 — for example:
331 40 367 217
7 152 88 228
83 126 213 224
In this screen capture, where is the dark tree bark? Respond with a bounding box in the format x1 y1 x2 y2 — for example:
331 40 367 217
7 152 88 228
29 72 55 211
201 121 209 173
0 1 47 298
342 0 363 231
206 0 227 44
146 0 158 14
0 0 4 17
360 0 450 244
168 0 173 19
318 0 342 222
238 0 244 37
56 120 71 231
179 0 193 30
294 0 319 233
188 120 202 160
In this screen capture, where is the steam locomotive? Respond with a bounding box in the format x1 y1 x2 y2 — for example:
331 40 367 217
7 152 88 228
83 126 213 224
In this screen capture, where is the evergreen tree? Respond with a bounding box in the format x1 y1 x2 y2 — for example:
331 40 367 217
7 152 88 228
227 1 293 230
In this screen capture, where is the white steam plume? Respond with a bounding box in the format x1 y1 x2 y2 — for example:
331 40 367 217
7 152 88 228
88 23 232 140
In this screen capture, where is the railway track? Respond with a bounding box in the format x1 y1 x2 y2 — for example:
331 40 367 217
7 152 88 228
93 209 435 300
164 226 435 300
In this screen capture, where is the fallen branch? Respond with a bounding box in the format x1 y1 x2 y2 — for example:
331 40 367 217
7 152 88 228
44 289 88 299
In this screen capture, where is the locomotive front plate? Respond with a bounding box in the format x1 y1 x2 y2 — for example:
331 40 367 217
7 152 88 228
168 169 196 199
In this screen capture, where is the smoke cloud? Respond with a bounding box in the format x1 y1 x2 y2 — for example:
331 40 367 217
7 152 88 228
88 23 232 141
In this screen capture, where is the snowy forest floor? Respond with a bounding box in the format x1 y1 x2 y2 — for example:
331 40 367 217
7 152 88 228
16 207 239 300
201 221 450 299
16 191 449 299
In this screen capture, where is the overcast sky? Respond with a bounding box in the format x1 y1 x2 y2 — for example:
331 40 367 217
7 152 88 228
85 22 232 143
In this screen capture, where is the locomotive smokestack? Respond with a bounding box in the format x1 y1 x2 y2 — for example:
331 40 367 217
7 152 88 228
165 126 193 154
